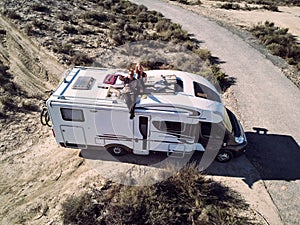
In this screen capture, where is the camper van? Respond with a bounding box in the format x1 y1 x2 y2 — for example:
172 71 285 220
46 67 247 162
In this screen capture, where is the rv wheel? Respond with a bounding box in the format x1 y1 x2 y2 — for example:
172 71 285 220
107 146 127 156
216 150 233 163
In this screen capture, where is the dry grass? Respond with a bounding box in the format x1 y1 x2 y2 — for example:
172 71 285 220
0 60 41 119
250 21 300 69
0 0 232 90
61 165 255 225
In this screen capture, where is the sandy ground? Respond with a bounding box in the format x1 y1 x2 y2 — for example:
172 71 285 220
1 1 300 224
186 0 300 40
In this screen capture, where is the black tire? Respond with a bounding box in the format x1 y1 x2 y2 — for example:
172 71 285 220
40 107 52 127
40 108 48 126
215 150 233 163
45 110 52 127
107 146 127 156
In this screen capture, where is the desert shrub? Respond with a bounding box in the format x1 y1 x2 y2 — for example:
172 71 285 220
0 61 9 76
209 65 236 91
32 20 48 30
137 11 151 23
209 0 300 6
155 18 172 32
219 3 241 10
262 4 279 11
63 25 78 34
170 28 189 42
24 24 35 36
0 96 14 109
21 100 39 112
69 38 86 45
53 43 74 55
109 30 125 45
0 28 6 35
31 3 51 13
61 165 253 225
57 12 70 21
77 26 96 35
4 10 22 20
82 11 112 23
124 23 142 34
70 52 93 66
250 21 300 67
170 0 202 5
193 48 212 60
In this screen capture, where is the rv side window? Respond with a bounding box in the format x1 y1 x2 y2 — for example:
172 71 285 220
153 121 183 134
60 108 85 122
201 122 211 138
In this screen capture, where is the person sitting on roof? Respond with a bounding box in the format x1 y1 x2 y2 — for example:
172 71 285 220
119 69 138 119
135 63 147 93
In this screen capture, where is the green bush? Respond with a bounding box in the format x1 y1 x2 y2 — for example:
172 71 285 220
57 13 70 21
170 0 202 5
4 10 21 20
250 21 300 68
155 19 172 32
208 0 300 7
32 20 48 30
262 4 279 11
70 52 93 66
63 25 78 34
82 11 112 23
31 3 51 13
220 3 241 10
61 165 253 225
53 43 74 55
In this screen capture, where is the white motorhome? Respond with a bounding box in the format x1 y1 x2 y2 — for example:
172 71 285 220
46 67 247 162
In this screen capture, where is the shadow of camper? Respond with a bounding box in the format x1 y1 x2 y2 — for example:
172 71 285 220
80 147 195 168
205 127 300 187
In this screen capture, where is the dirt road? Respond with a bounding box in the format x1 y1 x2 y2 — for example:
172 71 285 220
130 0 300 224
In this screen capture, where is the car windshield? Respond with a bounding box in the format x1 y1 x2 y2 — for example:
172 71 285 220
193 81 221 103
223 108 233 133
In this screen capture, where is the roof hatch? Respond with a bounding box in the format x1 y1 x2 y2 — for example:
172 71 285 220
72 76 95 90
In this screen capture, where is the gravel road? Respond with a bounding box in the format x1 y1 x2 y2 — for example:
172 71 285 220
130 1 300 224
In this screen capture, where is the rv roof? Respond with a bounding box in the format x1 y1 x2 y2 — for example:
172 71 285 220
50 67 224 122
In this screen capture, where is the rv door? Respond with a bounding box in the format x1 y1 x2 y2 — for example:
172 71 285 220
133 115 150 155
61 125 87 148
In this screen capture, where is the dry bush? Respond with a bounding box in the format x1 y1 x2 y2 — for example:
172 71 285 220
61 165 254 225
63 24 78 34
70 52 93 66
209 0 300 7
4 10 21 20
250 21 300 69
31 3 51 13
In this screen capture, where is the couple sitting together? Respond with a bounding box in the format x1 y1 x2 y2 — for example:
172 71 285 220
119 63 147 119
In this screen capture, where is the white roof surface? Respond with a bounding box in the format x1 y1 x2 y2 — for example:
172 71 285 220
50 67 225 122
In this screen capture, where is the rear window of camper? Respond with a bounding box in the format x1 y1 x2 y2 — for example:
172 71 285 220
60 108 85 122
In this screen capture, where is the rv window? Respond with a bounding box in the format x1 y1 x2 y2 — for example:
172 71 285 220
201 122 212 138
61 108 84 122
193 82 221 103
153 121 183 134
175 78 183 92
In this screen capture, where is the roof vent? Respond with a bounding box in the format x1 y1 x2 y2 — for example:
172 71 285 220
72 76 95 90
